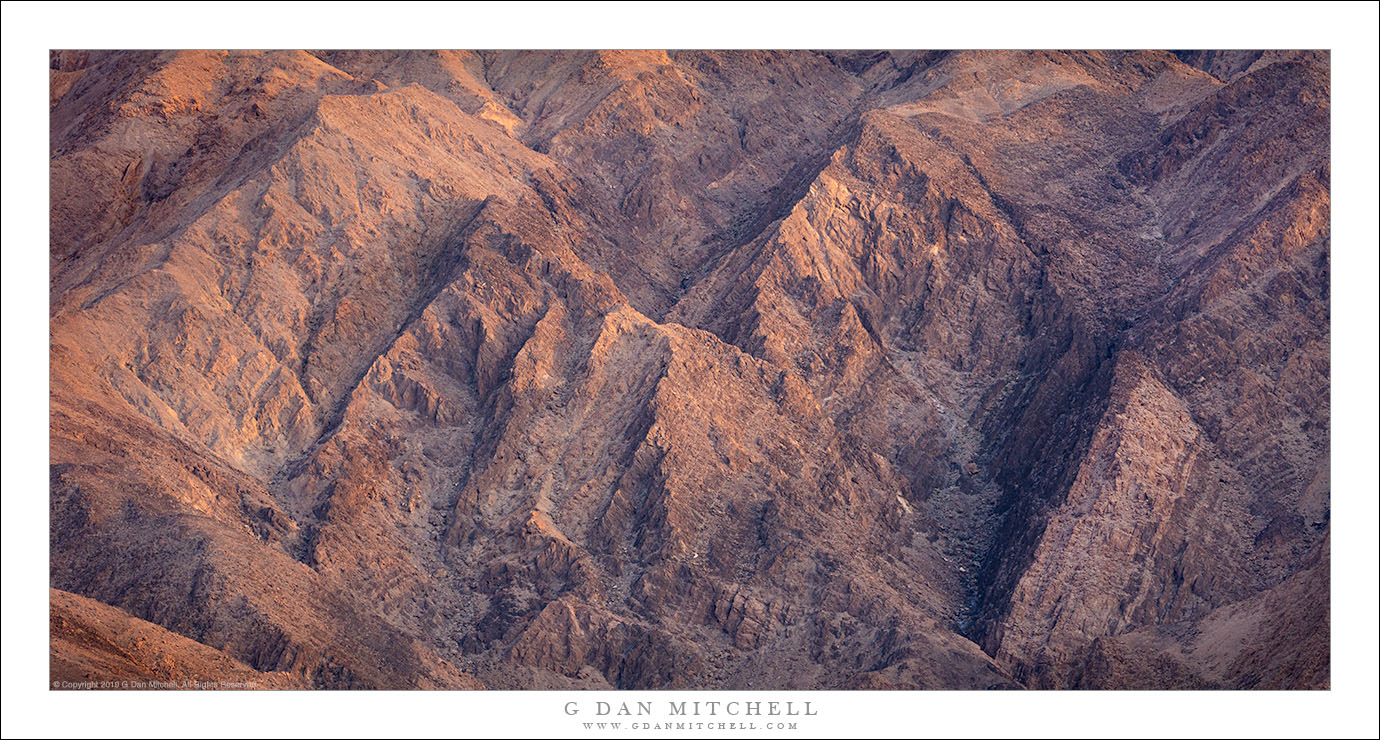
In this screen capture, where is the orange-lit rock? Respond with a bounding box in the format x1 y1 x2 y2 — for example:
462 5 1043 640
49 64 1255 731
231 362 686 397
50 50 1328 689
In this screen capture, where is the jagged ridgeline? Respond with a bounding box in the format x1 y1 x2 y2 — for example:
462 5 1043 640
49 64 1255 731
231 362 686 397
50 50 1329 689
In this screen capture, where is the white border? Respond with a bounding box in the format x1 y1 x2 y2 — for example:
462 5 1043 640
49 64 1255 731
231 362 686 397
4 2 1377 738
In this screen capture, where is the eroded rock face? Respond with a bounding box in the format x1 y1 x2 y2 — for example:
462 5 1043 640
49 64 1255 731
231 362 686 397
49 50 1328 689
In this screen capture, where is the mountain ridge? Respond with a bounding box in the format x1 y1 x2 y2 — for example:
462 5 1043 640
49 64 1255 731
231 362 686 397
49 49 1329 689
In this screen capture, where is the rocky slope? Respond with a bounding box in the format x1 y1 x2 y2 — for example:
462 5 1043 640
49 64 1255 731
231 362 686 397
50 588 305 689
49 50 1329 689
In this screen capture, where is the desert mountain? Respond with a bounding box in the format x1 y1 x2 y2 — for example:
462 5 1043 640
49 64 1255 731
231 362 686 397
49 49 1329 689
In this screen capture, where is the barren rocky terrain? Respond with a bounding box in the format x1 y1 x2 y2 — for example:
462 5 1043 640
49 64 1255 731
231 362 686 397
49 49 1329 689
